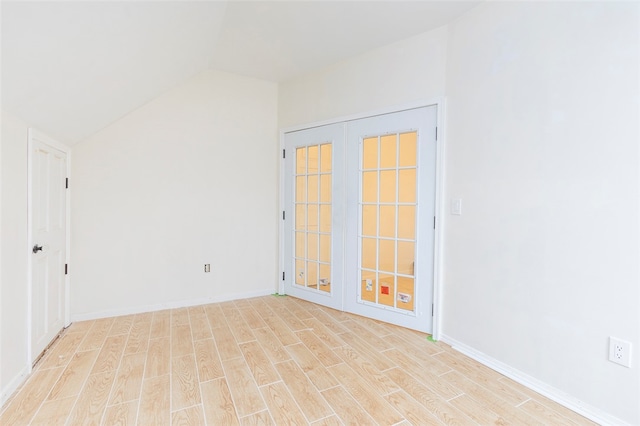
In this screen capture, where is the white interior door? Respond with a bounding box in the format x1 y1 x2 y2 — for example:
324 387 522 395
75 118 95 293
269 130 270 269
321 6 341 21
29 131 68 361
283 123 345 310
345 107 437 332
282 106 437 332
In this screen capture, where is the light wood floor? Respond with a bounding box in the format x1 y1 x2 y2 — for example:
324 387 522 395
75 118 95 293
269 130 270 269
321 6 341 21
1 295 596 425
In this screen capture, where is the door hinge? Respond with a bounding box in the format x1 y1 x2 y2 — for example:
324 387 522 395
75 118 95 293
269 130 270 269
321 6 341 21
65 264 68 275
433 216 436 229
435 127 438 141
282 149 286 159
432 304 434 316
65 178 69 189
283 211 285 220
282 272 285 281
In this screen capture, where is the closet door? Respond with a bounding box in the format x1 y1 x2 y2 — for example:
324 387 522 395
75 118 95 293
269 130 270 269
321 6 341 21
283 123 345 310
283 106 437 332
344 107 437 332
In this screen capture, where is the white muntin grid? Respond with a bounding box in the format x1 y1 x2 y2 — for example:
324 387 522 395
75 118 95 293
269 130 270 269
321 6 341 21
293 143 332 294
357 130 421 315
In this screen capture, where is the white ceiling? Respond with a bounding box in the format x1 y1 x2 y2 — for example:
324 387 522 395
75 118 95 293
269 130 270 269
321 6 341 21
1 1 480 144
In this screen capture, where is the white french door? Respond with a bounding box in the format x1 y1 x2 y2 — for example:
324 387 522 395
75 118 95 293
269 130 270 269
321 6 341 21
29 130 69 362
345 107 436 332
283 123 345 310
283 106 437 332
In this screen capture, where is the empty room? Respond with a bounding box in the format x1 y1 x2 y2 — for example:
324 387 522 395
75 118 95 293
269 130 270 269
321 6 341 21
1 1 638 425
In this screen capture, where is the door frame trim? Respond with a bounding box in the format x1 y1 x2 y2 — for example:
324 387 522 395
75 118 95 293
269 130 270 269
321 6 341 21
279 97 446 339
27 128 72 369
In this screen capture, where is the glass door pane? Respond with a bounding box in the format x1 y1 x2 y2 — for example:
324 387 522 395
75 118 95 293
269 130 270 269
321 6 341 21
359 131 418 312
295 144 332 293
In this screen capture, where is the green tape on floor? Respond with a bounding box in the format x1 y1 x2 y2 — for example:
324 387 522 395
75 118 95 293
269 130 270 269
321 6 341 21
272 293 288 297
427 335 437 342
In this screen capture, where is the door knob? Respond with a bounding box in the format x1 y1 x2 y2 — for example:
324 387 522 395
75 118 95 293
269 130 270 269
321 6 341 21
32 245 43 253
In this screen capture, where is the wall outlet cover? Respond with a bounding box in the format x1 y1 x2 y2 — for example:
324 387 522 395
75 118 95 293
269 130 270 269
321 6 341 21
609 337 632 368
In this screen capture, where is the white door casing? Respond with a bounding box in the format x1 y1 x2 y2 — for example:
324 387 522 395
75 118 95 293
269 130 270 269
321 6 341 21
28 129 70 363
282 106 438 333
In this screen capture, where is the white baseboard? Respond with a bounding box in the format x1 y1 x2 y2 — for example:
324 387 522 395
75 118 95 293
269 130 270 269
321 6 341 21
1 364 29 408
439 334 630 426
70 289 274 322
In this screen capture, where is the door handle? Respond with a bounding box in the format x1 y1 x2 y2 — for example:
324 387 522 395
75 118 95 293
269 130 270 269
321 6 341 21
32 245 43 254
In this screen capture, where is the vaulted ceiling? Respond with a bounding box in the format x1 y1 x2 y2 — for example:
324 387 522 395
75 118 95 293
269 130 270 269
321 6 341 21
1 1 480 144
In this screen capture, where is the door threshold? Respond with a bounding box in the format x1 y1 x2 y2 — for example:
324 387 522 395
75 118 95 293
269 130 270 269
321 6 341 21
32 327 65 368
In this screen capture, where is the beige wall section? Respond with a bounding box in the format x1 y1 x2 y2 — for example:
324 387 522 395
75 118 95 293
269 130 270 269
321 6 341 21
278 27 448 129
443 2 639 424
71 70 279 318
0 110 30 402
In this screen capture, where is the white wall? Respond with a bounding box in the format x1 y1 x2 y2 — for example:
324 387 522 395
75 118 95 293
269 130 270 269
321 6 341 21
71 70 279 318
0 110 30 403
443 2 639 424
278 3 640 424
278 27 448 128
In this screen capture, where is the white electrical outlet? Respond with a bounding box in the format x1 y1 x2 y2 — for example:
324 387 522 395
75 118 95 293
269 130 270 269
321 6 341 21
609 337 632 368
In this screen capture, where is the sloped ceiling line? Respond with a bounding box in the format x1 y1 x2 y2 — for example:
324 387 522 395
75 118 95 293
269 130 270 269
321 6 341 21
1 1 480 144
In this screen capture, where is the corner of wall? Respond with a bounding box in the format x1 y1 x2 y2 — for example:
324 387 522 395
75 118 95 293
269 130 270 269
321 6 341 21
0 109 31 410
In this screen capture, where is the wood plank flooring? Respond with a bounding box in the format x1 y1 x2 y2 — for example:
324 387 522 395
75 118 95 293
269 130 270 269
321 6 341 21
1 295 596 425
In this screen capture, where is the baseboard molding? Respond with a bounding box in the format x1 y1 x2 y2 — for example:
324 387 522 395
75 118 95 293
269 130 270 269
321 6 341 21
70 289 274 322
1 364 30 408
439 334 630 426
